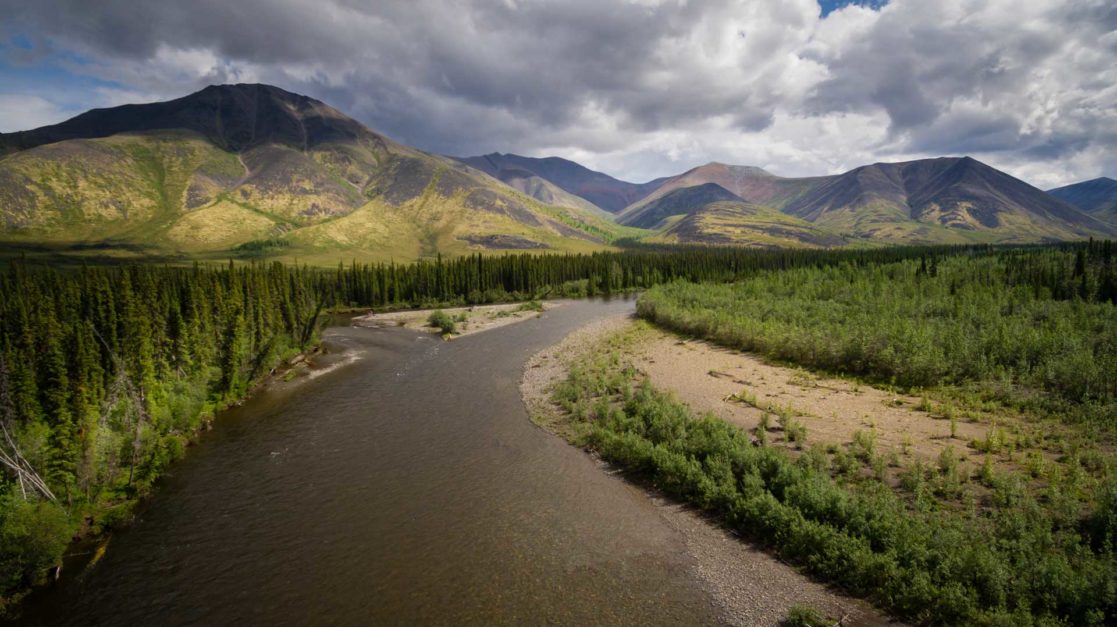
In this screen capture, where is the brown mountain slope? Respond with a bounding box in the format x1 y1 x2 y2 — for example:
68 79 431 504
618 182 743 228
1048 177 1117 225
651 199 846 248
0 84 626 262
625 162 830 212
617 182 844 247
781 157 1117 243
456 153 668 213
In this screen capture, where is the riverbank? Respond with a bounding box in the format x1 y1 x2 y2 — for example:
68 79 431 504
353 301 557 338
525 299 1117 624
521 316 893 626
17 297 748 625
0 337 330 617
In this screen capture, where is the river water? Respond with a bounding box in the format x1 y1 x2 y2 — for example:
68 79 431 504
19 298 724 625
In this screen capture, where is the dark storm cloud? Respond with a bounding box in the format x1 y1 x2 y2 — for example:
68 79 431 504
0 0 1114 185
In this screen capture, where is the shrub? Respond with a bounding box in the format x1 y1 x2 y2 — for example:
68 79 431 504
782 603 829 626
426 310 456 334
0 495 72 596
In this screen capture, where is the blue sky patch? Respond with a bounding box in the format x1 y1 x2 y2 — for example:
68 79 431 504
818 0 888 18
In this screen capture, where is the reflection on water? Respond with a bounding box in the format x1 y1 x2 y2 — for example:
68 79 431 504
18 297 721 626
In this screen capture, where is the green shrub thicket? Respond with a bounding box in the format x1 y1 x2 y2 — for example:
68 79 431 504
553 336 1117 625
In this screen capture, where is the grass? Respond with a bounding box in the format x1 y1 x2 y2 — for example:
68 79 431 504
0 131 628 265
782 604 831 627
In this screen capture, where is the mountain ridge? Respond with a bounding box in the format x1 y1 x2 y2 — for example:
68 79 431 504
1048 177 1117 224
0 84 626 263
0 84 380 155
781 157 1116 242
456 152 667 213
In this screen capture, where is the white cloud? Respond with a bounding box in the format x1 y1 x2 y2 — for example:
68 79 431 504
1 0 1114 186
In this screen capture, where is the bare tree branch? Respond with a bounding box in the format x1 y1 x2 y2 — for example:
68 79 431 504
0 357 57 502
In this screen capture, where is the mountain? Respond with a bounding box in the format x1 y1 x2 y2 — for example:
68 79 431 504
617 182 843 247
618 182 742 229
453 156 612 220
780 157 1117 243
456 153 667 213
0 84 624 263
0 83 371 156
624 162 829 212
1048 177 1117 224
653 200 846 248
612 156 1113 245
2 86 1109 261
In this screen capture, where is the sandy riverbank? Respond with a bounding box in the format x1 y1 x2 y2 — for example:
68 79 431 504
630 327 991 464
354 301 558 338
521 316 896 627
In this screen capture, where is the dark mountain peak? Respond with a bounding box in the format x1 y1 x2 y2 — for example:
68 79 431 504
0 83 380 155
198 82 315 104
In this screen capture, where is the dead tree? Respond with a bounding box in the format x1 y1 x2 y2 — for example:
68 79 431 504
91 327 149 489
0 357 57 503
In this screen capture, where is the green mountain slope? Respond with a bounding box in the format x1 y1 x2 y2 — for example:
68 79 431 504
0 84 629 263
652 200 845 248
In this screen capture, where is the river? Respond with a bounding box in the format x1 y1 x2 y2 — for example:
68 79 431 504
17 298 725 625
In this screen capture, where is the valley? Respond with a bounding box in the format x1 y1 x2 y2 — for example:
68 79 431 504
4 0 1117 624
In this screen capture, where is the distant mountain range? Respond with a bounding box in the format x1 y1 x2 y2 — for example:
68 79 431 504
0 83 1113 263
457 153 1116 245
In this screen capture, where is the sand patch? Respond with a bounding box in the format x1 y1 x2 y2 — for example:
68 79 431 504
354 301 558 338
632 327 990 465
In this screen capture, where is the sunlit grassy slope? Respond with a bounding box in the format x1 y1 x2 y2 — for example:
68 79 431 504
0 84 642 265
0 130 643 264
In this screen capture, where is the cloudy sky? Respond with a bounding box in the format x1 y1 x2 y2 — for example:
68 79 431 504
0 0 1114 188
